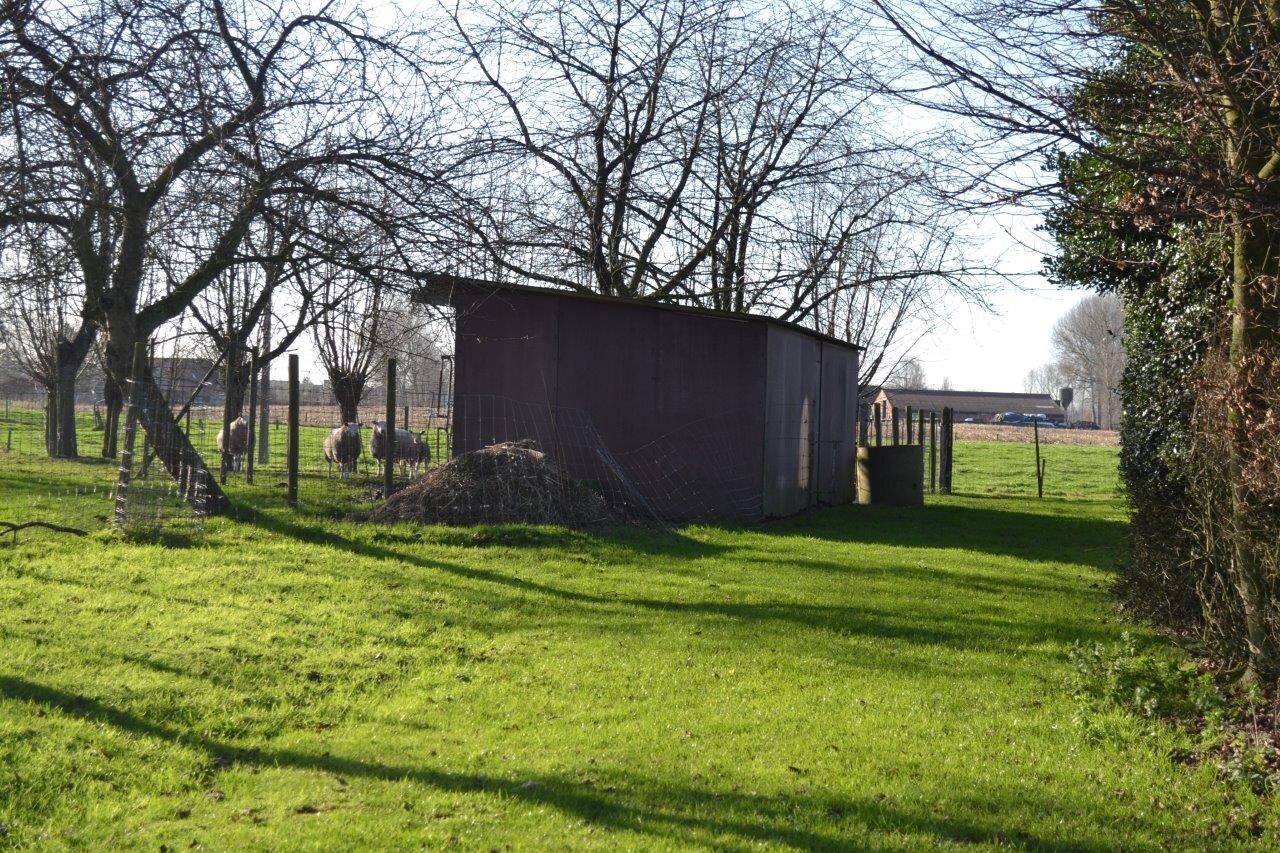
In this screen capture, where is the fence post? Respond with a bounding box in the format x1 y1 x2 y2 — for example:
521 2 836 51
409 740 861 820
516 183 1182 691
1034 418 1045 498
873 402 883 446
258 355 271 465
246 347 258 485
891 407 899 445
905 406 913 444
929 412 937 492
384 358 397 498
287 354 299 508
940 407 954 494
113 341 149 527
220 346 234 485
917 410 925 445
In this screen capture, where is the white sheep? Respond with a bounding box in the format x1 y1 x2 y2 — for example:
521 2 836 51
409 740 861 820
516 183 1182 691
323 422 362 476
370 421 432 477
216 416 249 472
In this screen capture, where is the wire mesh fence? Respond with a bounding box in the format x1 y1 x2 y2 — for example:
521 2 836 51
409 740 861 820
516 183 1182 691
858 404 952 495
3 374 1034 540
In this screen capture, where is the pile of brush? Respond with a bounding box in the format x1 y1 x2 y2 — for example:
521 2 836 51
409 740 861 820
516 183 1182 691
368 440 613 527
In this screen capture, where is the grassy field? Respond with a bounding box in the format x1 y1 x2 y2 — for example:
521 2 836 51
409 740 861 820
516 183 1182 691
2 439 1277 848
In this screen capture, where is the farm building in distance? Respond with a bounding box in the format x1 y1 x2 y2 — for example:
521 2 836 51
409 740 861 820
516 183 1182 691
152 357 221 405
419 277 863 521
872 388 1068 424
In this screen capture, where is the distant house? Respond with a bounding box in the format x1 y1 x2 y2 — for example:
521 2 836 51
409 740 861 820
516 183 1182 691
152 357 221 405
872 388 1068 424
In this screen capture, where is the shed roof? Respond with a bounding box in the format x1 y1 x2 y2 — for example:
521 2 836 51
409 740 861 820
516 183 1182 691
415 274 864 352
877 388 1066 416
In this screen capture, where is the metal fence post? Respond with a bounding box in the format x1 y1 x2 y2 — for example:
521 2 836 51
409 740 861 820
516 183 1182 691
287 354 299 508
113 341 149 527
384 358 397 498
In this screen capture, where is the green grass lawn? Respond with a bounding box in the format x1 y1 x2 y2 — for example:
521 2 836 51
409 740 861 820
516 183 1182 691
2 439 1276 849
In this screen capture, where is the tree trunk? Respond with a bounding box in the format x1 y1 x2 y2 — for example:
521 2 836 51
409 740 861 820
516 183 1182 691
257 306 272 464
100 315 141 459
52 327 97 458
1226 213 1280 683
223 349 250 421
330 371 366 425
44 385 58 456
101 378 122 458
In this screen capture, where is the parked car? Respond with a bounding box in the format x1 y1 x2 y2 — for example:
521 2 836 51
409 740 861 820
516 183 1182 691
994 411 1025 424
1074 420 1101 430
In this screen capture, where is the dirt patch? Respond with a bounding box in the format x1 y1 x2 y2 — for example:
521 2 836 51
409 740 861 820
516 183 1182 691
954 423 1119 446
367 440 614 527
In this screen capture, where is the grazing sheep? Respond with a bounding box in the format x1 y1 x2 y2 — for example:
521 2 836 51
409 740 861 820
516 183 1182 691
323 422 362 476
370 422 432 477
216 416 249 472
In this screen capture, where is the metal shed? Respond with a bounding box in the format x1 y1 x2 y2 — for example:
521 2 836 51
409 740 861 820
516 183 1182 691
422 277 862 521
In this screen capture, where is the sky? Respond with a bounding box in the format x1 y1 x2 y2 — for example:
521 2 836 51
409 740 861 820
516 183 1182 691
907 210 1087 393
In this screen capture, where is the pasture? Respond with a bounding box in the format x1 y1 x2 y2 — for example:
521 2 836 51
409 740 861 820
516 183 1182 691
2 439 1277 848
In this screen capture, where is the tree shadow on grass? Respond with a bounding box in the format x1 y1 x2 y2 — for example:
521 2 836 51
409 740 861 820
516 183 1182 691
0 674 1098 851
752 500 1127 572
226 506 1119 657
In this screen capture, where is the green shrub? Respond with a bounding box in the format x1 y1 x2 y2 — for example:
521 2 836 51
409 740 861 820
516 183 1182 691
1068 632 1221 723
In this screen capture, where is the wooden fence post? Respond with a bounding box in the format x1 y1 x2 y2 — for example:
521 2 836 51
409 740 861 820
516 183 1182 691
287 354 299 508
113 341 149 527
905 406 913 444
873 403 882 446
1034 418 1045 498
929 412 938 493
246 347 258 485
939 407 954 494
384 359 397 497
257 355 271 465
220 347 235 484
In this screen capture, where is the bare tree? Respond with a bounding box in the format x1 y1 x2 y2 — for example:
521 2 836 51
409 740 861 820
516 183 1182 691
1050 294 1124 428
886 357 928 390
0 222 96 454
0 0 447 456
1023 363 1065 395
447 0 979 378
309 227 422 426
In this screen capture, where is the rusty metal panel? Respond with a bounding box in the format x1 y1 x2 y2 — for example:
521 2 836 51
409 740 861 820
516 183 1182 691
762 326 822 517
817 341 860 505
